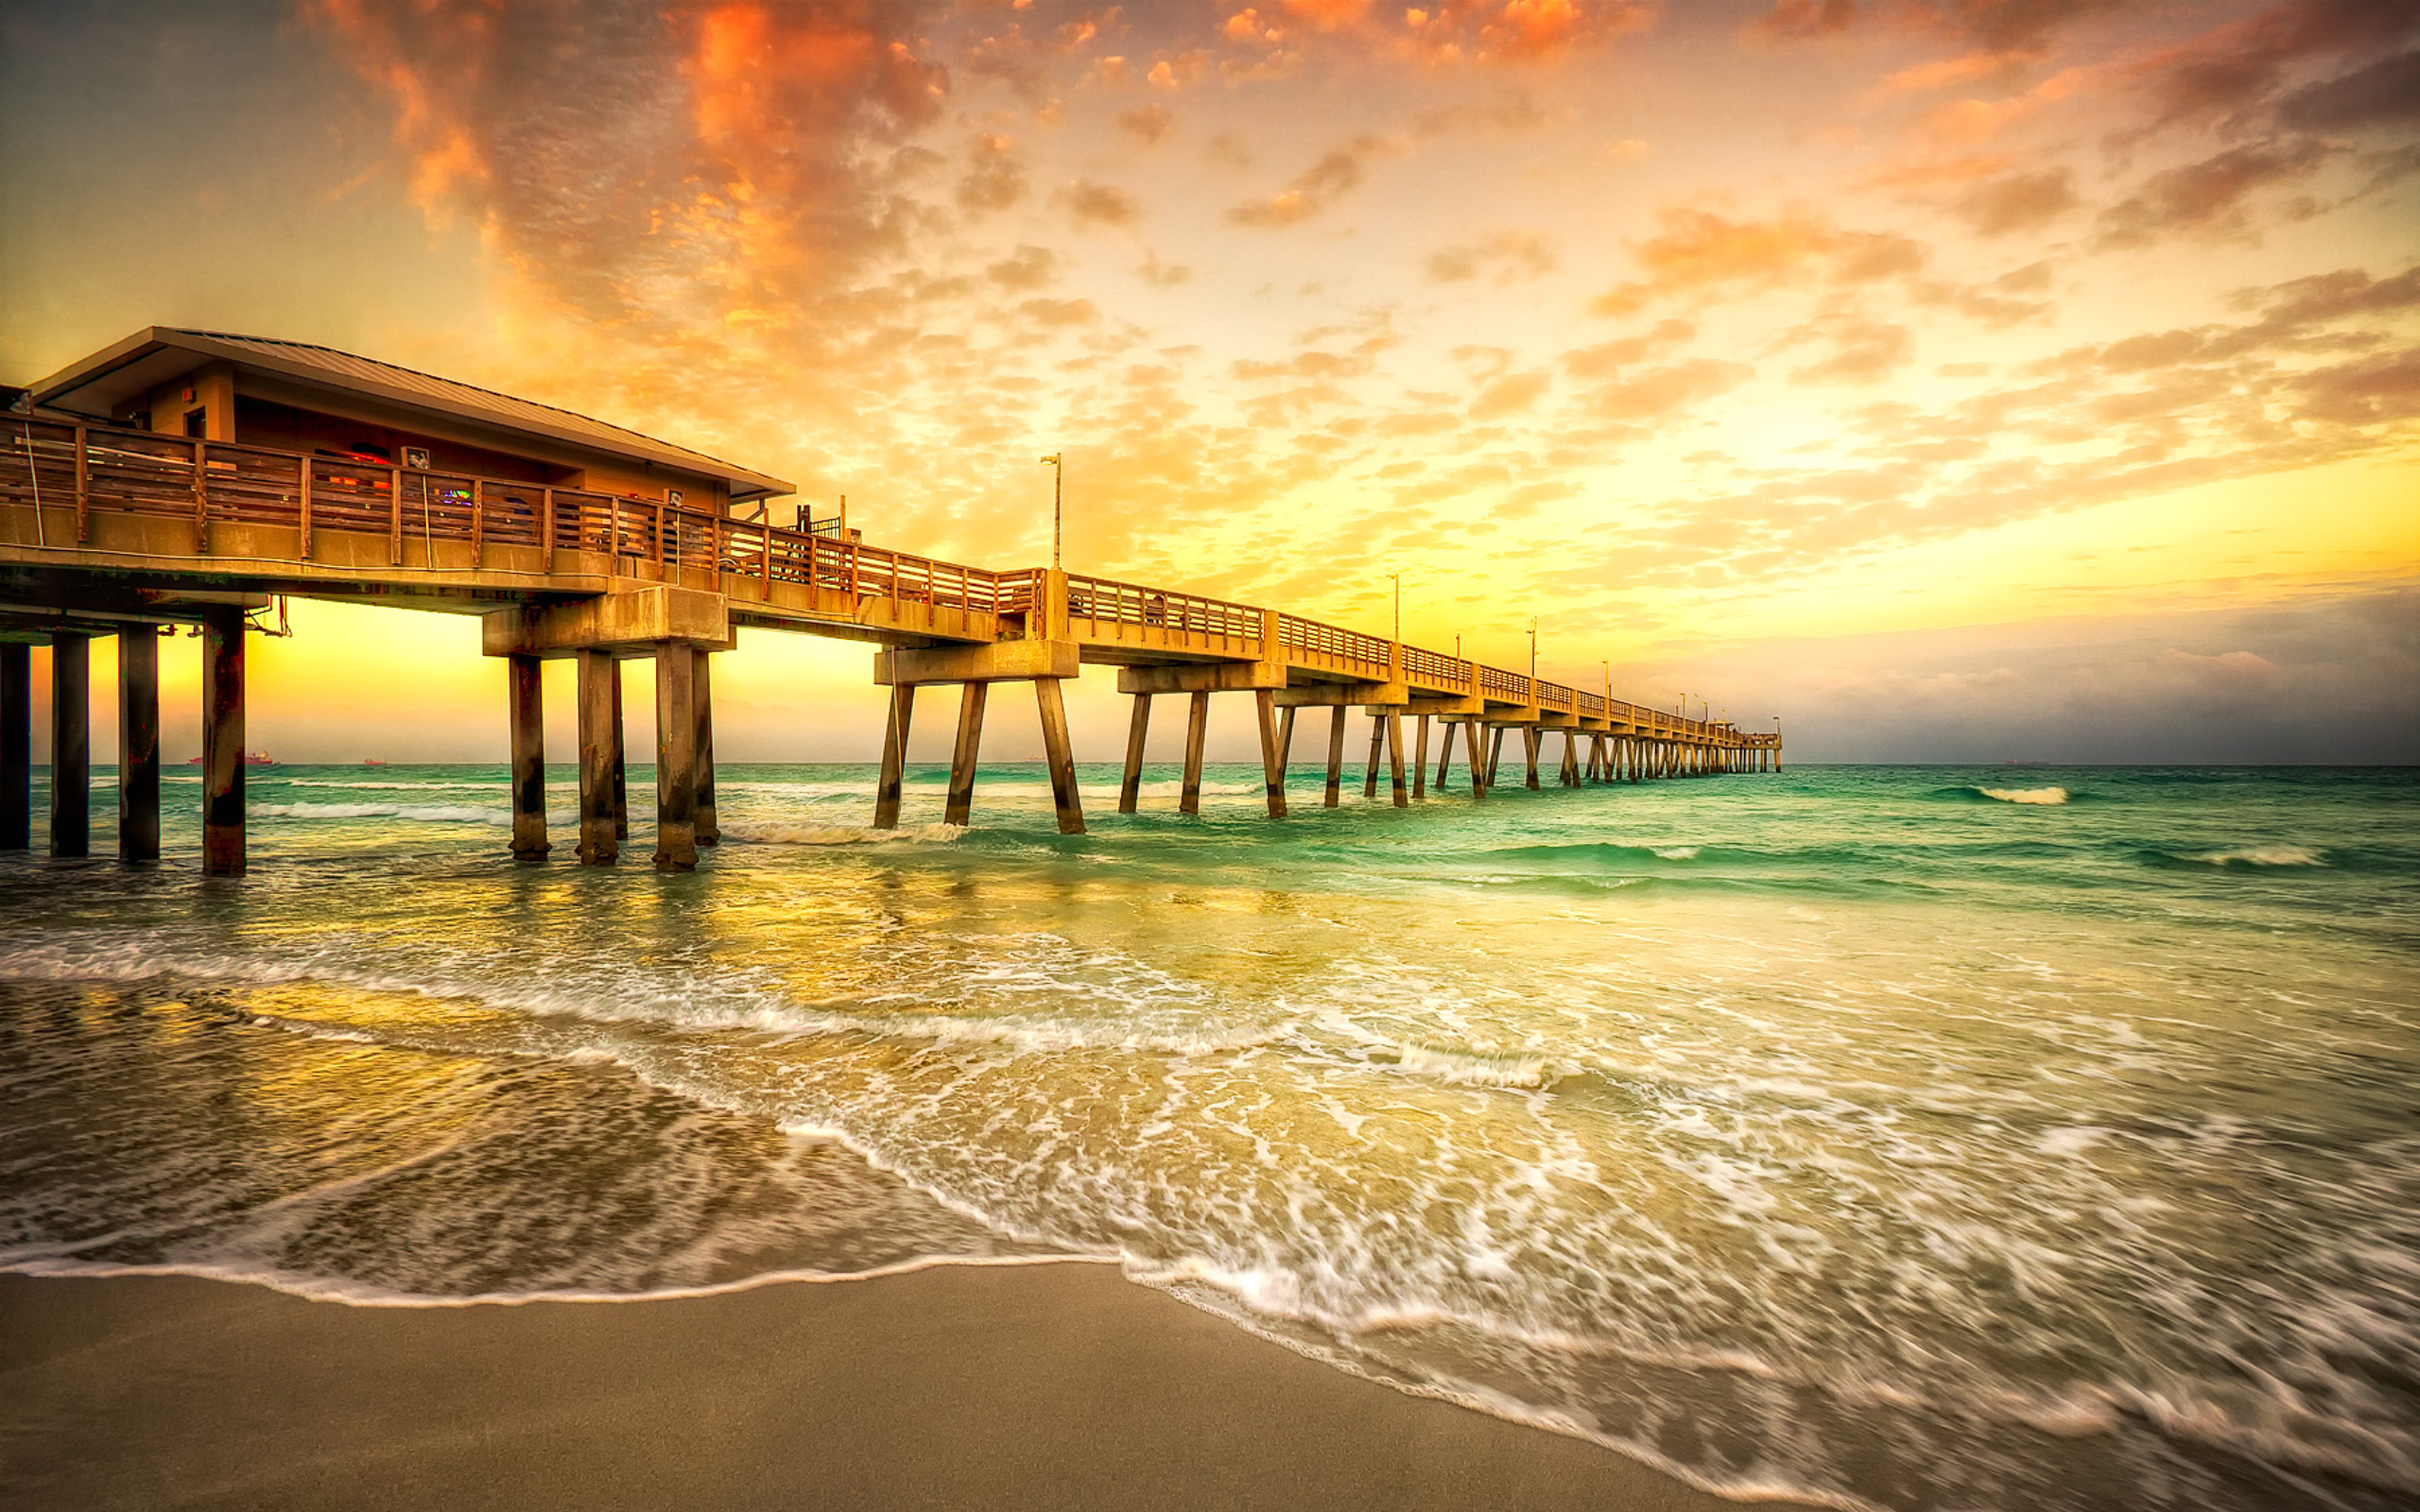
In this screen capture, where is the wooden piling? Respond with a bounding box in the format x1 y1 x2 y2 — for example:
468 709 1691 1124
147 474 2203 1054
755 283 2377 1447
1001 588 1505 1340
693 649 717 846
49 634 89 858
1435 720 1454 791
1180 690 1211 816
873 683 917 830
1562 731 1580 787
1522 727 1541 792
1412 713 1428 799
610 664 629 840
1255 688 1287 819
0 643 27 850
945 681 988 827
1035 678 1085 834
508 652 547 860
1386 711 1408 808
575 649 619 866
652 643 698 871
1488 726 1507 788
1463 719 1487 799
1362 714 1384 799
1118 694 1151 814
1323 706 1346 808
200 609 245 876
119 628 160 864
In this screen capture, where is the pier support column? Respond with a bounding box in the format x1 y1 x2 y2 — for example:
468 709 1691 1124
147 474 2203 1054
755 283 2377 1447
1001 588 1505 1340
1562 731 1581 787
575 649 620 866
1255 689 1287 819
693 649 717 846
1412 714 1428 799
1118 695 1151 814
652 644 699 871
873 684 916 830
1386 711 1408 808
1464 720 1488 799
1180 690 1210 816
119 628 160 864
1035 678 1085 835
1362 715 1384 799
49 633 89 858
1 644 27 850
1522 728 1541 792
943 681 988 827
610 666 629 841
508 653 548 860
200 609 245 876
1323 706 1346 808
1435 722 1454 792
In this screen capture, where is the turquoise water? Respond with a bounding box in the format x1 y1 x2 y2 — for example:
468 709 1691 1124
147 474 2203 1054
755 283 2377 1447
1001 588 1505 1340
2 761 2413 1511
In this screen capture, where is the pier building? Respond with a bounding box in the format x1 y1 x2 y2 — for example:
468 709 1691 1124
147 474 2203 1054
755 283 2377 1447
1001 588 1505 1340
1 328 1777 871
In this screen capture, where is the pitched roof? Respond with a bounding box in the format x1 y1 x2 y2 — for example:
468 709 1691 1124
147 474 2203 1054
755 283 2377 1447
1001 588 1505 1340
27 327 795 499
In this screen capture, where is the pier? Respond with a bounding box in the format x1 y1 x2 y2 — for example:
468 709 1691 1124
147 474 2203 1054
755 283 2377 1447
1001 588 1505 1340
1 327 1777 871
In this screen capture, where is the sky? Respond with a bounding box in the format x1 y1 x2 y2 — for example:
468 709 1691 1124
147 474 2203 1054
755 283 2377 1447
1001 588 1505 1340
3 0 2414 765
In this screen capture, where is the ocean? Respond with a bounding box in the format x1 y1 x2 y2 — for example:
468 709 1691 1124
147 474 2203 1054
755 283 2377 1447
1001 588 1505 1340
2 761 2412 1512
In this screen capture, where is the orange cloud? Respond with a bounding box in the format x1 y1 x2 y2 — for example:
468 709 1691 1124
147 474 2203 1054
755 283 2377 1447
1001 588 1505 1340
1591 206 1926 314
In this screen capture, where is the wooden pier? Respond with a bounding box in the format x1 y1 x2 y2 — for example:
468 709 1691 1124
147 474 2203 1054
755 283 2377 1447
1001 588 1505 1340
0 328 1778 871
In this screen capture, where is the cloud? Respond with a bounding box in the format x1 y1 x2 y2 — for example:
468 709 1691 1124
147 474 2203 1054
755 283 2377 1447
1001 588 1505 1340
2275 48 2420 134
1471 369 1551 418
1117 104 1174 143
1575 358 1752 420
1753 0 2120 60
958 132 1027 212
986 245 1059 290
1226 134 1401 227
2126 0 2420 136
2095 138 2331 248
1788 317 1914 386
1947 167 2079 236
1590 206 1927 314
1063 178 1143 226
1425 228 1557 284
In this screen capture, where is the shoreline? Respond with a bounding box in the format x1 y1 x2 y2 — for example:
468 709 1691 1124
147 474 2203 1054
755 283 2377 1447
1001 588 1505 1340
0 1265 1824 1512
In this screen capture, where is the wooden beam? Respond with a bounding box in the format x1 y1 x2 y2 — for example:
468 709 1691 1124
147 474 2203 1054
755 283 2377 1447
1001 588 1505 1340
389 466 404 565
1118 694 1151 814
191 439 209 555
1255 688 1287 819
652 642 698 871
1181 689 1209 816
118 628 160 864
1412 713 1428 799
1362 713 1383 799
1433 718 1453 792
873 683 916 830
200 609 244 875
576 648 620 866
1463 719 1487 800
509 652 548 860
610 660 629 838
945 680 988 827
693 648 718 846
73 425 89 543
298 454 314 559
1035 677 1085 834
49 633 89 858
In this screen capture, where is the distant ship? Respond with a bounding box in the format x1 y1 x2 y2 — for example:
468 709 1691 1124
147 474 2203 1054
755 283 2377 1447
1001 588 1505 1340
362 759 388 766
184 752 279 766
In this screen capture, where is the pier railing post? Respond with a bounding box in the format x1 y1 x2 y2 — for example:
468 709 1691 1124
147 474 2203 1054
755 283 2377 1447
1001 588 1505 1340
873 681 916 830
652 641 698 871
508 652 548 860
945 681 988 827
200 609 245 875
48 633 90 858
1255 689 1287 819
575 648 620 865
1035 677 1085 835
1118 694 1151 814
0 644 27 850
120 627 160 863
1180 690 1209 816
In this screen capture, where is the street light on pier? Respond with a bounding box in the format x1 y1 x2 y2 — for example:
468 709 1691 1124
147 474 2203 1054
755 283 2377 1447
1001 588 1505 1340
1389 573 1401 643
1038 453 1063 570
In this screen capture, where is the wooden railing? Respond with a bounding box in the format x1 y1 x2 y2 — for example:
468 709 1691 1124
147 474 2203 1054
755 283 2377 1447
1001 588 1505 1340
1 415 1747 746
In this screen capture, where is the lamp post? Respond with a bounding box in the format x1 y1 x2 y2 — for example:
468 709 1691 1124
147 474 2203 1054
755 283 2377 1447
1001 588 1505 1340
1528 618 1538 684
1389 573 1401 643
1038 453 1063 570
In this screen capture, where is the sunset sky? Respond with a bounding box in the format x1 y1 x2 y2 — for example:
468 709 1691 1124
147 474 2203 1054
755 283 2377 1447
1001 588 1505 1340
4 0 2414 765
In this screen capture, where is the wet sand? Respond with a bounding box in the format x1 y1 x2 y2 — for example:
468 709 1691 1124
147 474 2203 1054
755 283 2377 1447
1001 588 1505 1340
0 1266 1808 1512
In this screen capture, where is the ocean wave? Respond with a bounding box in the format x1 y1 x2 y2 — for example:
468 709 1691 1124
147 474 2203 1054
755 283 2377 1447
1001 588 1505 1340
1393 1043 1560 1089
717 820 964 846
2189 844 2326 868
254 801 577 827
1979 786 2068 804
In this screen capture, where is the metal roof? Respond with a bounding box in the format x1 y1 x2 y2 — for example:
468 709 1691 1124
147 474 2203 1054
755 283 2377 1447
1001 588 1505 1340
26 327 796 500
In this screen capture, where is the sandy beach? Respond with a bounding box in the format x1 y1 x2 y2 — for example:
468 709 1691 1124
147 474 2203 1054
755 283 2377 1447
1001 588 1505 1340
0 1265 1801 1512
